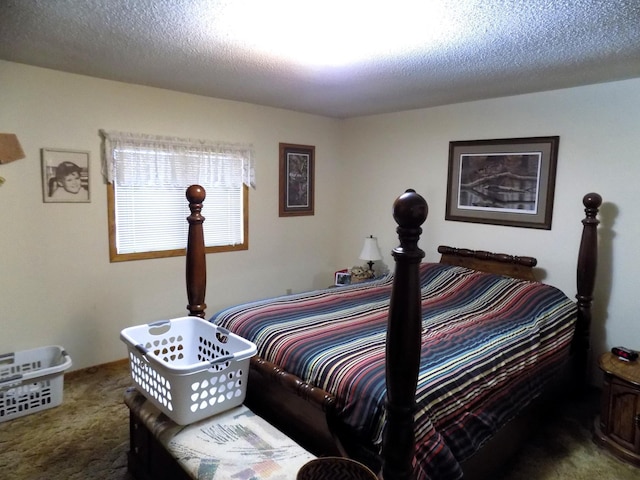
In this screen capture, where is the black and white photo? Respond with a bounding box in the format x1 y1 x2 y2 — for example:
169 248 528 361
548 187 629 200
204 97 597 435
42 148 90 203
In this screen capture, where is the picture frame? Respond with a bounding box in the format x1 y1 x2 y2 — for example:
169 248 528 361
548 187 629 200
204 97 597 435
279 143 315 217
42 148 90 203
335 270 352 286
445 136 559 229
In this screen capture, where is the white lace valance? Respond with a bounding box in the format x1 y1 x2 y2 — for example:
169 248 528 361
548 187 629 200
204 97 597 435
100 130 255 189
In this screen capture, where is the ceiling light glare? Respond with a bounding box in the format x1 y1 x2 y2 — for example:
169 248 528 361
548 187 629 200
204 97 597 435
202 0 455 67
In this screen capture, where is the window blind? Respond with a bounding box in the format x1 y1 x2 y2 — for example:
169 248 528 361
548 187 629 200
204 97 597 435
101 130 253 256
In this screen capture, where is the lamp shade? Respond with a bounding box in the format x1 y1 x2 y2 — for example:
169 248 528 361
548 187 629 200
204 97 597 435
0 134 25 164
359 235 382 262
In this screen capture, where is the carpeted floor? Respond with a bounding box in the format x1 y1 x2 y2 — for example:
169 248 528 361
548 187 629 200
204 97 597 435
0 361 133 480
0 360 638 479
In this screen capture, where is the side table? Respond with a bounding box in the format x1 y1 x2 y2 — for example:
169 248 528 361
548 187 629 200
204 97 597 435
593 352 640 466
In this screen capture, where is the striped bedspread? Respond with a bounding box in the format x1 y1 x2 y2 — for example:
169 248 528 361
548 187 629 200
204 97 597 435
211 263 577 480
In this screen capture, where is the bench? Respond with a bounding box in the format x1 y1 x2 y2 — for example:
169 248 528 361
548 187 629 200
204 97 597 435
124 388 317 480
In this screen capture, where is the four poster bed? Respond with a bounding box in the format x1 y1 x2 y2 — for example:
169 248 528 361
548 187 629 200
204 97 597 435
127 185 601 480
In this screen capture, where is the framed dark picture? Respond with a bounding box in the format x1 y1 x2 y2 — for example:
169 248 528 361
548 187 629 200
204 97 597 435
279 143 315 217
446 136 559 229
41 148 90 203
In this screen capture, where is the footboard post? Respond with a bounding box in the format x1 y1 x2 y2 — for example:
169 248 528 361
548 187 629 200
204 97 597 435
382 189 428 480
186 185 207 318
573 192 601 389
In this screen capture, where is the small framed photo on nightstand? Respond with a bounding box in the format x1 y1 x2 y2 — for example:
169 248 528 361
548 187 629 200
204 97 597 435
335 270 352 286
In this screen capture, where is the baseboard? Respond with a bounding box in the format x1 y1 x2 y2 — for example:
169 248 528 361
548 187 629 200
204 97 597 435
65 357 129 380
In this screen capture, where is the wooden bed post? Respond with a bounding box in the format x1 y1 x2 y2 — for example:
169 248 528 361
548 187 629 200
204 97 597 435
186 185 207 318
573 192 602 388
382 189 429 480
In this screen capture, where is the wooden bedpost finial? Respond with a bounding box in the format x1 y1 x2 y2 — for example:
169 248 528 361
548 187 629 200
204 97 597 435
186 184 206 205
392 188 429 258
583 192 602 218
186 185 207 318
393 188 429 229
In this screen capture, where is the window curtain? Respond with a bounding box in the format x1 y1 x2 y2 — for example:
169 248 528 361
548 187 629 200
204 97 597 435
100 130 255 189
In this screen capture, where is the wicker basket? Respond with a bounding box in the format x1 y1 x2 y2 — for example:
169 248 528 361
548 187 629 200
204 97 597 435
297 458 378 480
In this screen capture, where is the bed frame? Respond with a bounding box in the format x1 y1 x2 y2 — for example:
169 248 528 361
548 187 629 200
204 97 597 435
128 186 601 480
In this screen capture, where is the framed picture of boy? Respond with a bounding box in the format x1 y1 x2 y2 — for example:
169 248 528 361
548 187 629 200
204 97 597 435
41 148 90 203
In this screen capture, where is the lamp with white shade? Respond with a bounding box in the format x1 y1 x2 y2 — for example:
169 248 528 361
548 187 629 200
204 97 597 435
359 235 382 274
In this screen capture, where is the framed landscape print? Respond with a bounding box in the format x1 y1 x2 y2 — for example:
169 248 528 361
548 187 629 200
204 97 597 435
445 136 559 229
41 148 90 203
279 143 315 217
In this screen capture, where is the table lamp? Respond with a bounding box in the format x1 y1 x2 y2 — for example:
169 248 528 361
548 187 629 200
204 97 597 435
359 235 382 273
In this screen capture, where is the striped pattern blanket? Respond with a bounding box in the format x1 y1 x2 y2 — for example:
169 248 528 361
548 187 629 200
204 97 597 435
212 263 577 480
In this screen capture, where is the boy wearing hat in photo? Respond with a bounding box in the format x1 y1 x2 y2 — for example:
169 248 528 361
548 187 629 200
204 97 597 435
49 161 89 201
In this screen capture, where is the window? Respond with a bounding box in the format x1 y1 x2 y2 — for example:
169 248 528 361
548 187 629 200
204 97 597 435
101 131 254 262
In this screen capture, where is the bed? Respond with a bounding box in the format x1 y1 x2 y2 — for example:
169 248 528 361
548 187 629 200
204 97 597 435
128 186 601 480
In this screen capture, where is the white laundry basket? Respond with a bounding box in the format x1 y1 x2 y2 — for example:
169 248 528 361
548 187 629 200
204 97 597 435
0 345 73 422
120 316 257 425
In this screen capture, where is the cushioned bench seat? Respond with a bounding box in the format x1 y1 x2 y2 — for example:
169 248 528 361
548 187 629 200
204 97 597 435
124 387 317 480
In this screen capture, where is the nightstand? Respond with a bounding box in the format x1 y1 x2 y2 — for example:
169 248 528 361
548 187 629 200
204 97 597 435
593 352 640 466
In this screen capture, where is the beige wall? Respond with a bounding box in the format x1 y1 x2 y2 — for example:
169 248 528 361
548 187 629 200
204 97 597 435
2 60 639 384
0 60 343 370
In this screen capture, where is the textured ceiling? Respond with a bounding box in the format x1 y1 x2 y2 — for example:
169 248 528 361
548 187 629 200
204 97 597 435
1 0 639 118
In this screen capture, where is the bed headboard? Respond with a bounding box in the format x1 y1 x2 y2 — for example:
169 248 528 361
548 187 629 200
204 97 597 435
437 245 538 281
